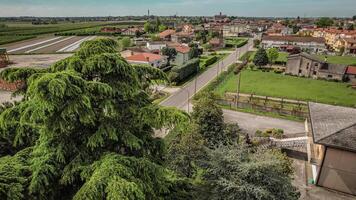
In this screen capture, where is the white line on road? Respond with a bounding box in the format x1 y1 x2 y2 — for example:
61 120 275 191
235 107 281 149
8 37 62 53
25 36 75 53
56 36 96 52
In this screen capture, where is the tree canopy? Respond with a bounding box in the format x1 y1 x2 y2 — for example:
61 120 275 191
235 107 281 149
267 48 279 64
315 17 334 28
0 38 190 200
253 48 269 67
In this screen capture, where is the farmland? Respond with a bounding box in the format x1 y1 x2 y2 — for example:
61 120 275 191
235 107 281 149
0 21 142 45
214 69 356 107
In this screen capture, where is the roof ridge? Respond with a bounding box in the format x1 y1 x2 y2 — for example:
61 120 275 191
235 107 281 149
318 122 356 142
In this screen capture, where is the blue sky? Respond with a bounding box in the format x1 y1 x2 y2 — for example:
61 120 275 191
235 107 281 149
0 0 355 17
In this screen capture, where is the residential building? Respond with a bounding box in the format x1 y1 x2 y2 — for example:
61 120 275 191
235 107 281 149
306 102 356 195
146 41 167 51
100 27 122 34
262 35 326 53
286 53 346 81
125 53 167 68
345 66 356 84
266 23 293 36
121 27 144 36
171 32 194 44
335 38 356 55
209 37 225 49
223 24 248 37
158 29 176 41
171 45 190 66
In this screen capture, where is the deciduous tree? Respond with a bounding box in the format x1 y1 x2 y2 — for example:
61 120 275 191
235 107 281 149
253 48 269 67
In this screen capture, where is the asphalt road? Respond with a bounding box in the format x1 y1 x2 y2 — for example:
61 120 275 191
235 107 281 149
160 38 305 136
160 39 253 110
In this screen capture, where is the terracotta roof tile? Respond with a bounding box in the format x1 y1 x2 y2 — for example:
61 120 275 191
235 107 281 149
126 53 163 62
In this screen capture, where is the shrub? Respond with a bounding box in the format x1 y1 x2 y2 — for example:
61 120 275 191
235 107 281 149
204 56 217 67
169 58 200 83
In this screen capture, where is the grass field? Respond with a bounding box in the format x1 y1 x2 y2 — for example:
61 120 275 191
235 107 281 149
316 55 356 65
0 21 138 45
243 51 288 63
215 69 356 107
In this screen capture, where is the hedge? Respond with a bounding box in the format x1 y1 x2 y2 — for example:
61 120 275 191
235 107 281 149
204 56 217 68
169 58 200 83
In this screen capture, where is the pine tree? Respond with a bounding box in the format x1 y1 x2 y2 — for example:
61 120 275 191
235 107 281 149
0 38 190 200
253 48 269 67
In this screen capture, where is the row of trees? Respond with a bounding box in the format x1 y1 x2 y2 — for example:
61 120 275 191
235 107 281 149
144 18 167 33
165 94 300 199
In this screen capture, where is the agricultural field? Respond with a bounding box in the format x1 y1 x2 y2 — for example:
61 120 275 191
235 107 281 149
214 69 356 107
316 55 356 65
0 21 132 45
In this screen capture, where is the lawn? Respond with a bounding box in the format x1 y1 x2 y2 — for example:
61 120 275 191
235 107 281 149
316 55 356 65
224 37 248 48
243 51 288 63
215 69 356 107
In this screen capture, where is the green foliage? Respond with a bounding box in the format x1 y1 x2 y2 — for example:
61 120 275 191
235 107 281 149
158 25 167 32
192 95 228 148
267 48 279 64
255 128 284 139
0 38 190 199
253 48 269 67
315 17 334 28
161 47 177 65
169 58 200 83
203 56 217 68
253 39 261 48
188 46 202 59
204 145 300 200
120 37 132 50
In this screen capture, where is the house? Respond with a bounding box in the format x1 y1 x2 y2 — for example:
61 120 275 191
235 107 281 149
146 41 167 51
121 27 144 36
306 102 356 195
286 53 347 81
266 23 293 36
158 29 176 41
344 66 356 84
262 35 326 54
171 32 194 44
209 37 225 49
335 38 356 55
171 45 190 66
100 27 122 34
125 53 167 68
223 24 248 37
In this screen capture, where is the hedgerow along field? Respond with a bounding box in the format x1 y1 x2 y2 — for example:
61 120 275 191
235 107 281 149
214 69 356 107
0 21 143 45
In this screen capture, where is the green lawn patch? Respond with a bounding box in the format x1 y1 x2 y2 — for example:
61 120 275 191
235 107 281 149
224 37 248 48
316 55 356 65
215 69 356 107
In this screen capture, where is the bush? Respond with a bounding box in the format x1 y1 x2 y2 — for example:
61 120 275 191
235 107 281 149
204 56 217 67
169 58 200 83
255 128 284 139
274 68 284 74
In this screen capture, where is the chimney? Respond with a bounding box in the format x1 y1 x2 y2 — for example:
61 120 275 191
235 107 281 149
131 51 134 56
146 56 150 62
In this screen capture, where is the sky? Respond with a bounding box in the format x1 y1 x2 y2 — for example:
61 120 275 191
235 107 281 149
0 0 355 17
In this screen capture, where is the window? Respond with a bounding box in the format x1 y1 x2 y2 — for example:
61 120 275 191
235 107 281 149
299 69 302 73
313 71 317 75
328 75 333 78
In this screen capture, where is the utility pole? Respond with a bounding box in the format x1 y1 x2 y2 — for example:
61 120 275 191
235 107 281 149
237 72 241 100
194 65 199 95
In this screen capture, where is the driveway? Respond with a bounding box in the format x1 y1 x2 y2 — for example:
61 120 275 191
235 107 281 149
223 109 305 135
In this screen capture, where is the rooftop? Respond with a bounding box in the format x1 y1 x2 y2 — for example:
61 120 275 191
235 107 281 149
126 53 164 62
309 102 356 152
262 35 325 43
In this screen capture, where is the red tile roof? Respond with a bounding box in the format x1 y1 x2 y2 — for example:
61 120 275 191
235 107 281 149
159 29 176 38
346 66 356 75
126 53 163 62
262 35 325 43
174 45 190 54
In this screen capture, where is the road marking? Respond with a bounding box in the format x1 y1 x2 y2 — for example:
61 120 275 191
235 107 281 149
8 37 62 53
25 36 75 53
56 36 96 52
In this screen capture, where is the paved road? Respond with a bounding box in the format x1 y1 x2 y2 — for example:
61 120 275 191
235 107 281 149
160 39 253 110
159 38 305 136
223 109 305 135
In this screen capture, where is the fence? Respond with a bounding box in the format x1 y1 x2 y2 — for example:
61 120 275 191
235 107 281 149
217 92 309 119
